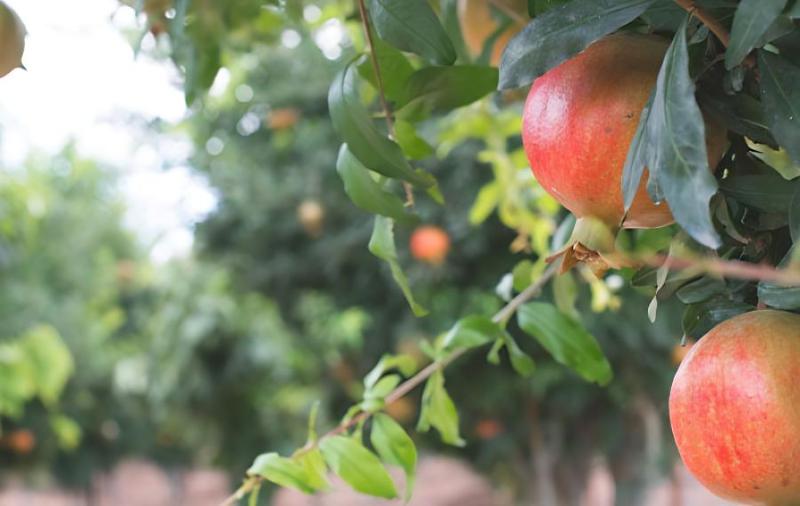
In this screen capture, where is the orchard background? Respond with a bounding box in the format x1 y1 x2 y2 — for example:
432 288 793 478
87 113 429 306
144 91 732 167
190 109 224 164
0 0 799 505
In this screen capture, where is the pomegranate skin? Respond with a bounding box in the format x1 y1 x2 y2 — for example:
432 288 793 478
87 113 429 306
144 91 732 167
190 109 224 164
522 33 726 229
669 310 800 505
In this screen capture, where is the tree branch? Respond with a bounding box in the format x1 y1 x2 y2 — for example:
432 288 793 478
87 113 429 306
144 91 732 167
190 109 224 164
356 0 415 207
219 262 559 505
673 0 730 47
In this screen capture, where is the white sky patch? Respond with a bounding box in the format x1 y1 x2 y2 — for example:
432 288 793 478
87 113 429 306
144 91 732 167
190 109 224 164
0 0 217 262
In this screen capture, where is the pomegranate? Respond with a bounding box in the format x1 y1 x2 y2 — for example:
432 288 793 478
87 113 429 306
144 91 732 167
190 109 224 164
522 33 727 230
669 310 800 505
410 226 450 265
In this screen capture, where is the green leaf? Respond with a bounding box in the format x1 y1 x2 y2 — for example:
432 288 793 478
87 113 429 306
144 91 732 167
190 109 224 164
364 354 418 390
469 181 500 225
369 216 429 316
746 139 800 180
501 333 536 377
512 259 535 292
417 370 464 446
398 65 498 120
370 413 417 500
19 326 74 406
757 247 800 309
366 374 402 400
336 144 416 224
367 0 456 65
790 184 800 242
675 276 727 304
498 0 654 90
394 120 434 160
319 436 398 499
517 302 613 385
720 171 800 213
297 449 329 492
552 270 578 319
699 91 776 145
682 297 754 338
759 50 800 165
328 62 434 187
643 16 721 249
726 0 787 69
357 35 415 107
248 453 318 493
441 315 503 352
622 91 654 212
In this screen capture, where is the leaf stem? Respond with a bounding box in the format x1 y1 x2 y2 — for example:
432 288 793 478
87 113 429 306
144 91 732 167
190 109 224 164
356 0 415 207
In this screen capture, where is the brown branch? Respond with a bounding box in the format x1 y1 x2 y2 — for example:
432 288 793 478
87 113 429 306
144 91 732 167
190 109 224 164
356 0 415 207
219 262 558 506
673 0 730 47
625 253 800 287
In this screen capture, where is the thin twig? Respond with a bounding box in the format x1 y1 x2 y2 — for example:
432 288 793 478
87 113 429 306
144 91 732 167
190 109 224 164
356 0 415 207
673 0 730 47
218 262 559 506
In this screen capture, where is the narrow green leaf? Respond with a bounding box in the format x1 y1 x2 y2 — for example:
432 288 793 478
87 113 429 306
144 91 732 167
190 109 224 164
441 315 503 352
759 50 800 165
720 172 800 213
726 0 787 69
552 270 578 319
371 413 417 500
790 184 800 242
296 449 329 491
517 302 613 385
369 216 429 316
357 34 415 107
646 16 721 249
675 276 727 304
247 453 318 493
366 374 402 400
336 145 416 224
682 297 754 338
394 120 434 160
501 333 536 377
367 0 456 65
328 62 435 187
746 139 800 180
417 370 464 446
699 91 776 145
757 245 800 310
319 436 398 499
364 354 418 390
469 181 500 225
498 0 654 90
398 65 498 120
622 91 654 212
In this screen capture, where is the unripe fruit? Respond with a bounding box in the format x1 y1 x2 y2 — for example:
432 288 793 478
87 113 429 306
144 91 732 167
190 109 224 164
268 108 301 131
669 310 800 505
0 1 26 78
410 226 450 265
522 33 727 230
458 0 526 66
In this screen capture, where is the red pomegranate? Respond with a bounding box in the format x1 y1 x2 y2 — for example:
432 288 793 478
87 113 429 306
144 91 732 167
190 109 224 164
410 226 450 265
522 33 727 230
669 310 800 505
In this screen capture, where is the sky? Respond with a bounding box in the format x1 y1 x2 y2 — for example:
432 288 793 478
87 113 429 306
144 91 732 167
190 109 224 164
0 0 217 262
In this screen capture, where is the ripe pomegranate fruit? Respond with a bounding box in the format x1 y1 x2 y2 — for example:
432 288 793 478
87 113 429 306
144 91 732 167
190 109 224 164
6 429 35 454
669 310 800 505
458 0 526 66
297 199 324 237
522 33 727 231
410 226 450 265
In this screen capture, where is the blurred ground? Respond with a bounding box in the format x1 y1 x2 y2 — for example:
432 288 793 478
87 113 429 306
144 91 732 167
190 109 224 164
0 456 735 506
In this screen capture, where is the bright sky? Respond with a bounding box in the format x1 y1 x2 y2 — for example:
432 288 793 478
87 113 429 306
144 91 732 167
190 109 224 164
0 0 217 262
